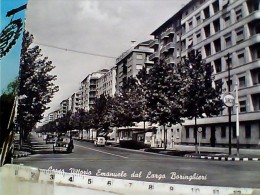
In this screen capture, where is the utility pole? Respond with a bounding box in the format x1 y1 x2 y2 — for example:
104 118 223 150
227 53 232 155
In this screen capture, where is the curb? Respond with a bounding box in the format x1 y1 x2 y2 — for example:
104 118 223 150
184 154 260 161
13 152 31 159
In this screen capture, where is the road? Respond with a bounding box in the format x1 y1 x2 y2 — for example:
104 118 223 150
14 140 260 188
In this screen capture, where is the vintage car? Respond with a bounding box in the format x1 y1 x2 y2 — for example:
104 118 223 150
94 137 106 147
53 136 74 153
45 134 57 144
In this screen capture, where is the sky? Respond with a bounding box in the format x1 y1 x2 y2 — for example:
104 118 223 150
1 0 28 93
3 0 190 122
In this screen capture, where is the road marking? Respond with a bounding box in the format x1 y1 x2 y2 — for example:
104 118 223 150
75 144 128 159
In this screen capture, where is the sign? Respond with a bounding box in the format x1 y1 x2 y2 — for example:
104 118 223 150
197 127 202 133
223 93 235 107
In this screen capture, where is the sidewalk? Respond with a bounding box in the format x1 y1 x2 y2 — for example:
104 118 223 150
13 133 53 158
145 144 260 161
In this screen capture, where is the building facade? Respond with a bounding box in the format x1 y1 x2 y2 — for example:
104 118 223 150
70 91 81 113
97 66 117 98
115 40 153 92
80 69 109 111
149 0 260 148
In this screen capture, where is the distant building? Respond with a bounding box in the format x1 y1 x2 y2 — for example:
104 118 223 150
59 98 71 118
97 66 117 98
80 69 109 111
115 40 154 92
70 91 81 113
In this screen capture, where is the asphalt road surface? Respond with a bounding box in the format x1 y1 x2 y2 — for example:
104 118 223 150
14 140 260 188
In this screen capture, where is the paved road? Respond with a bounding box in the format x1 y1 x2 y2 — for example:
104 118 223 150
14 140 260 188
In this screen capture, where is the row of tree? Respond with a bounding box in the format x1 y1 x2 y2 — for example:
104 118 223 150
42 49 223 150
16 31 59 144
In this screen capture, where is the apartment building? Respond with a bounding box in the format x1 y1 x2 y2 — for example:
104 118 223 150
70 91 81 113
59 98 71 118
97 66 117 98
149 0 260 148
115 40 153 92
80 69 109 111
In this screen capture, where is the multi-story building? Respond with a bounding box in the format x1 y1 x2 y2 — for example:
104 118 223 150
97 66 117 98
59 98 71 118
80 69 109 111
115 40 153 92
70 91 81 113
149 0 260 148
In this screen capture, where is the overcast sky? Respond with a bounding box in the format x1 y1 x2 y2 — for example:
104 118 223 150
25 0 189 121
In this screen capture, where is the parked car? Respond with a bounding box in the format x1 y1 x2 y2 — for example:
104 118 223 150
94 137 106 147
45 134 57 144
53 136 74 153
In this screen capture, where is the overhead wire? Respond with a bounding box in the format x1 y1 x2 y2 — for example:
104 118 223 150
35 42 117 59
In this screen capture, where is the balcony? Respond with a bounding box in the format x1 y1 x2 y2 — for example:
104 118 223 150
149 52 159 61
149 39 159 48
161 31 169 40
166 27 174 36
161 45 168 53
165 56 175 65
166 42 175 50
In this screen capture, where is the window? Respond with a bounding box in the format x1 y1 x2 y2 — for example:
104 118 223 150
188 20 193 30
215 79 222 92
212 1 219 13
213 19 220 32
245 124 251 138
236 27 244 43
214 58 222 73
221 126 226 138
239 76 246 88
196 14 201 25
203 6 210 19
223 13 231 27
214 38 221 52
196 32 201 43
204 24 210 38
235 7 243 21
239 100 247 112
237 51 245 65
186 127 189 138
224 33 232 48
202 127 206 139
204 43 211 56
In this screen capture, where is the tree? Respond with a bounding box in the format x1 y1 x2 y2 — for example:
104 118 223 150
178 49 223 152
0 80 17 147
141 60 183 150
16 31 59 143
89 94 114 136
111 77 144 129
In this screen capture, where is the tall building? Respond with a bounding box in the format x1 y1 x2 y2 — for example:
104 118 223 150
70 91 81 113
80 69 109 111
97 66 117 98
59 98 71 118
115 40 153 92
149 0 260 148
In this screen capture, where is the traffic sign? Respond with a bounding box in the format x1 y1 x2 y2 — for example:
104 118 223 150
223 93 235 107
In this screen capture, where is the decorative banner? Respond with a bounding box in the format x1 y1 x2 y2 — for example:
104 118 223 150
0 0 28 93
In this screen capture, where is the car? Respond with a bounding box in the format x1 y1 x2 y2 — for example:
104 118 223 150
53 136 74 153
94 137 106 147
45 134 57 144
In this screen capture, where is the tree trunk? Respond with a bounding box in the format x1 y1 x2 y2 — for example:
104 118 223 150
164 125 167 150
